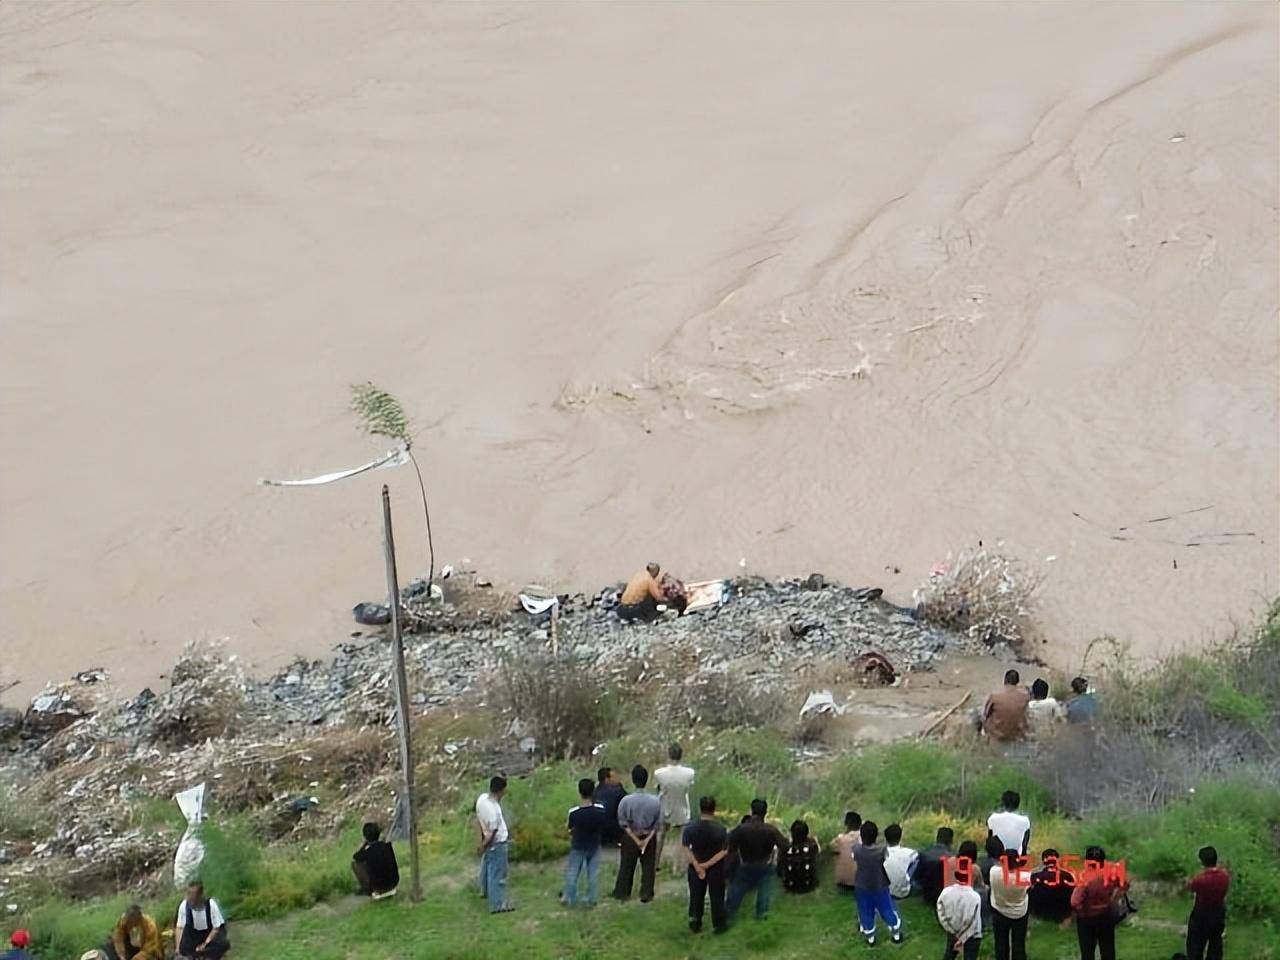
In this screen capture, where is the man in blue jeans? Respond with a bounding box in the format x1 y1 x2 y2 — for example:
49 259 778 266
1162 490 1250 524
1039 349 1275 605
725 798 786 922
563 777 607 906
476 775 515 913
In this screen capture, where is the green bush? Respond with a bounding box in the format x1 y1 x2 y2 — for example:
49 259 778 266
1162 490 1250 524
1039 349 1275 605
1093 779 1280 918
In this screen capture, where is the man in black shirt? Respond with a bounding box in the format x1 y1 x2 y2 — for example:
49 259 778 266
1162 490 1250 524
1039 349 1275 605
725 798 786 922
681 795 729 933
564 778 608 906
593 767 628 849
917 826 954 906
1027 848 1075 923
352 822 399 898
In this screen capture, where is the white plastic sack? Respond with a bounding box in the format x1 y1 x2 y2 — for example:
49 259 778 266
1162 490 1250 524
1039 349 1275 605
173 782 207 887
799 690 845 719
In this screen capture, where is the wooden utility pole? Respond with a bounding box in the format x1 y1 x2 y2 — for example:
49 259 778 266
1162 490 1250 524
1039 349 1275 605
382 484 422 901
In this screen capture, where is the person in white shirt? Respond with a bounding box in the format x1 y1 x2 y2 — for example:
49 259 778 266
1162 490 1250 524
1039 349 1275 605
653 743 695 875
173 882 228 959
987 790 1031 857
476 775 515 913
882 823 919 900
936 869 983 960
989 847 1031 960
1026 678 1065 737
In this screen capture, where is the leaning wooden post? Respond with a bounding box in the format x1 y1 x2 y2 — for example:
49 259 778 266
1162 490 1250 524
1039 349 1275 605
382 484 423 901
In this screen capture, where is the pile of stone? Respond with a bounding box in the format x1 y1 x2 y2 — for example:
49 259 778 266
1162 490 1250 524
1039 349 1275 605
0 572 985 905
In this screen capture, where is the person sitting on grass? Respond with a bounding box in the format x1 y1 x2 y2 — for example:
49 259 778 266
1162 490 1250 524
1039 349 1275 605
1184 844 1230 960
916 827 954 906
883 823 918 900
2 930 34 960
725 799 787 922
681 795 730 934
853 820 903 946
830 810 862 892
778 819 821 894
1028 848 1075 923
936 854 982 960
352 822 400 899
174 882 229 959
103 905 163 960
563 778 607 907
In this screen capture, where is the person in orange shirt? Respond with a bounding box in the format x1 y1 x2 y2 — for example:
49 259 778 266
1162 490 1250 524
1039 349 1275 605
617 563 667 623
104 905 163 960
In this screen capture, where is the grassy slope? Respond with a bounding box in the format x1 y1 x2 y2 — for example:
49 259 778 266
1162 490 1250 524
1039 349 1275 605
230 853 1279 960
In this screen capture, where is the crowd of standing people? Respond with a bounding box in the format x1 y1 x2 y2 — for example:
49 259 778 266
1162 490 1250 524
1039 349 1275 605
465 736 1232 960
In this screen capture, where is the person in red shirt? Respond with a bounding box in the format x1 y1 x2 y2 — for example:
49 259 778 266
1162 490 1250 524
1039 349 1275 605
1185 845 1230 960
1070 845 1128 960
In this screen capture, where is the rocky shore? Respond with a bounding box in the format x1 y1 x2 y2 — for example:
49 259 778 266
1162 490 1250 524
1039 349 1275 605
0 573 992 908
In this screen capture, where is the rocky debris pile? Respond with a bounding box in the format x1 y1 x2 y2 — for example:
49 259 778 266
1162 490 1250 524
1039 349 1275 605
5 575 983 767
0 572 985 904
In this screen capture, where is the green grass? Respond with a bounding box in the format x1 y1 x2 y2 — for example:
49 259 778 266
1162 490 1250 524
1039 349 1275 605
230 853 1276 960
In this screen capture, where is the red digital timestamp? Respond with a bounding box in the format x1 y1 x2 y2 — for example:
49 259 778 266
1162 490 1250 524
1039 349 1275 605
942 854 1128 888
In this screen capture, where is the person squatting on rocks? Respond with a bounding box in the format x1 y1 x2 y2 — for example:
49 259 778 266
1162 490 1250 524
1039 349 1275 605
681 795 730 934
103 905 162 960
476 775 515 913
654 742 695 876
351 821 400 900
612 764 661 903
562 778 608 907
174 883 229 959
616 562 687 622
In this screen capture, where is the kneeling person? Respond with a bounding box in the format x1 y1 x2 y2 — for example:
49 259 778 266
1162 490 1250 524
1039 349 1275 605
174 883 229 959
352 821 400 899
104 905 162 960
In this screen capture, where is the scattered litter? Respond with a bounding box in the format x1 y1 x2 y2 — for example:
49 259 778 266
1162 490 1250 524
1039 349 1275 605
798 690 845 720
850 651 897 686
352 603 391 626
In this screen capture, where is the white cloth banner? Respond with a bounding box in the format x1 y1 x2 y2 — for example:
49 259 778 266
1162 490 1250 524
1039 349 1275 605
260 444 410 487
